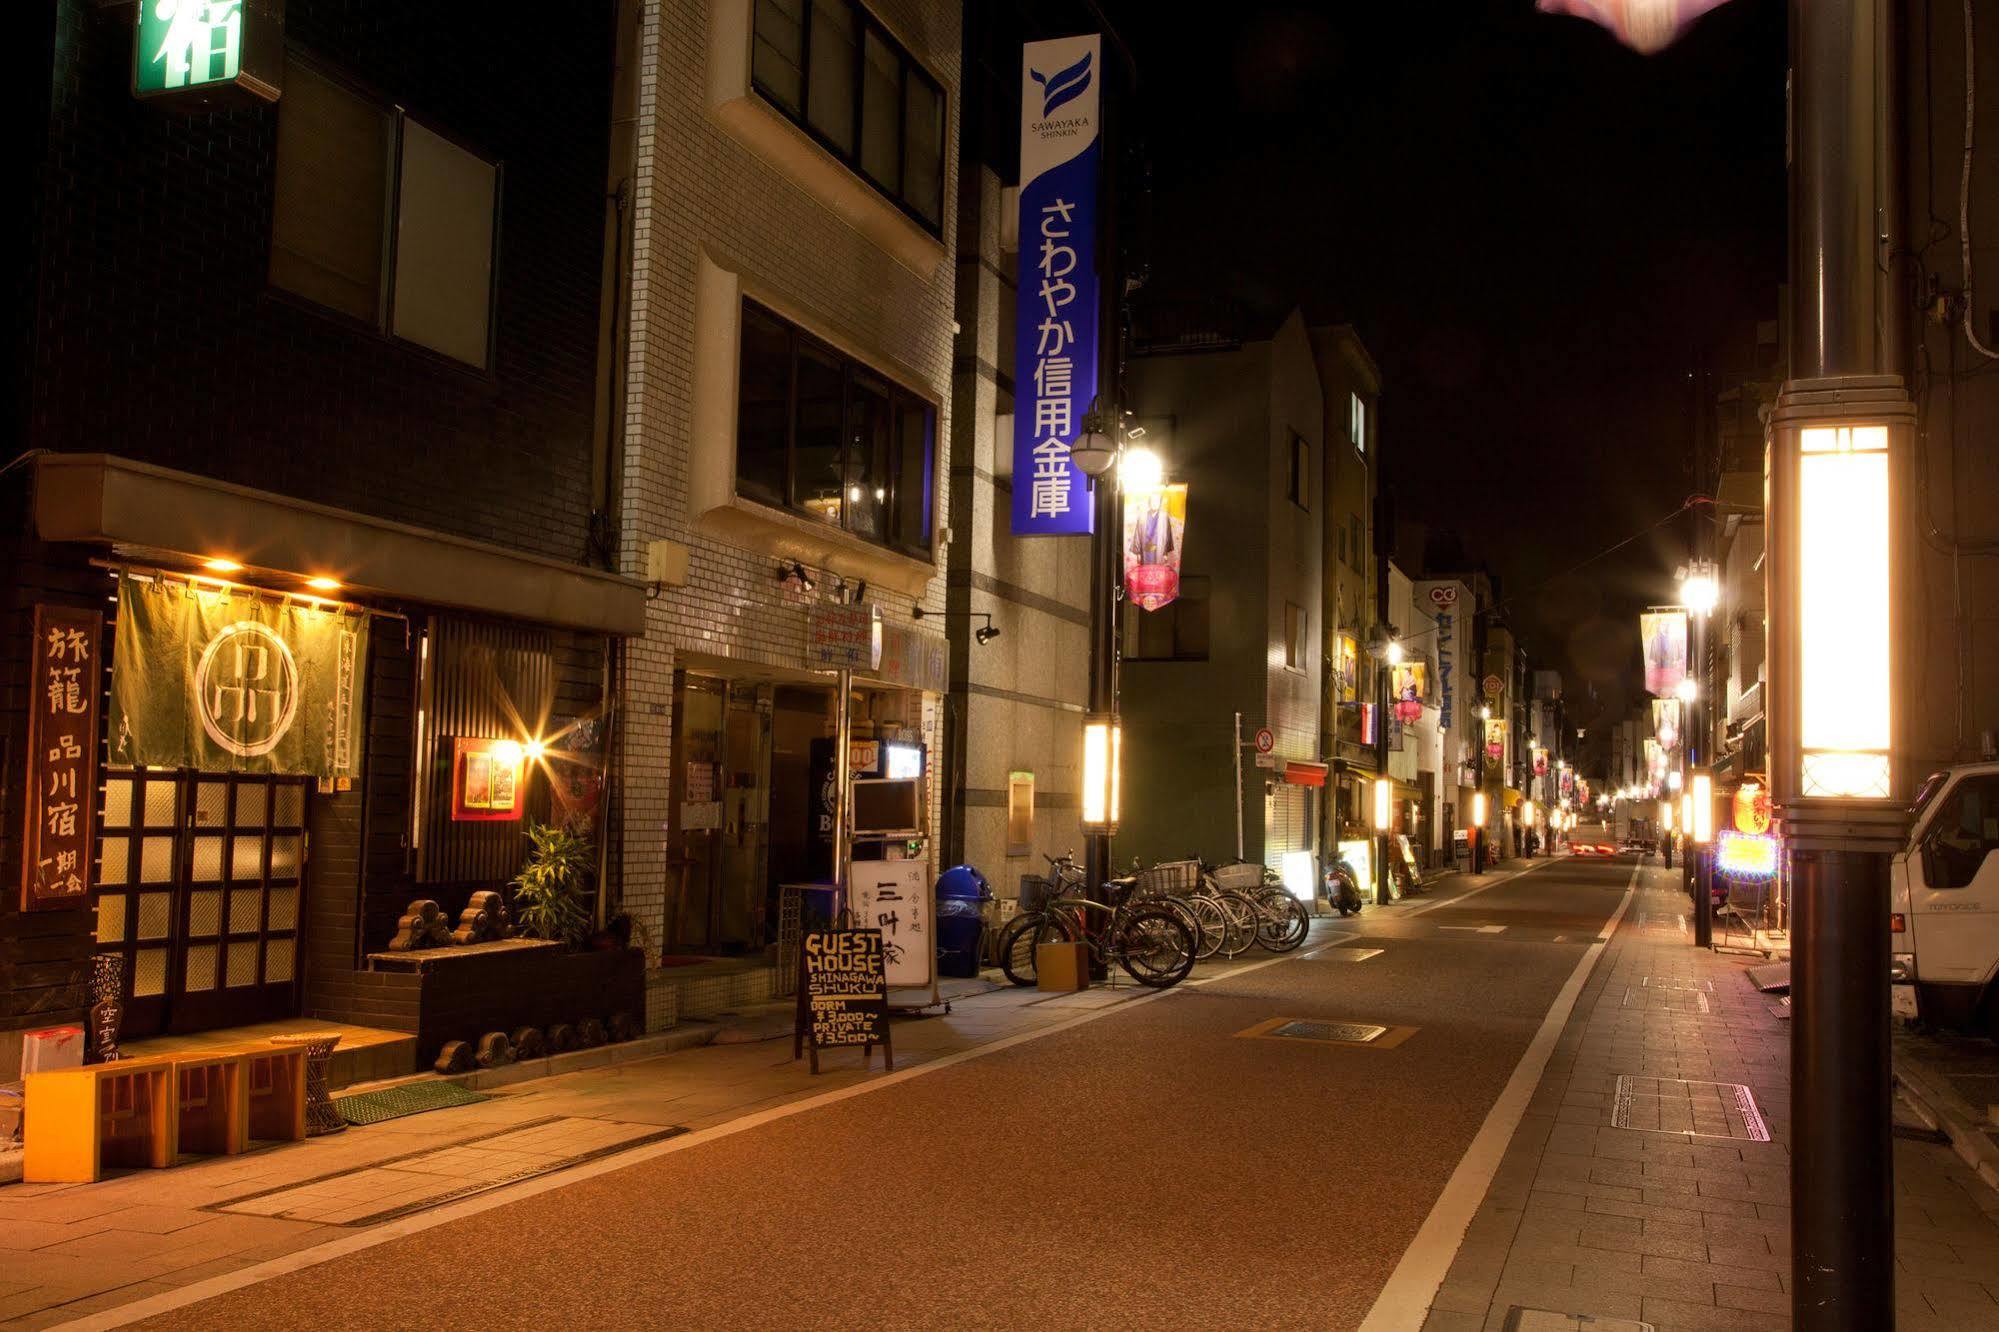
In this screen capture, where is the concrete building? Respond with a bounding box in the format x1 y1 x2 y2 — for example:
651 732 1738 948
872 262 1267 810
613 0 962 1019
1119 311 1327 877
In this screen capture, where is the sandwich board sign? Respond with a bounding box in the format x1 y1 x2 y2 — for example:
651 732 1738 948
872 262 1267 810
793 928 892 1074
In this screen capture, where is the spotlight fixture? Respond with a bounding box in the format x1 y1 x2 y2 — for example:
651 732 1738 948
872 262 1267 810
777 561 814 593
912 604 1000 646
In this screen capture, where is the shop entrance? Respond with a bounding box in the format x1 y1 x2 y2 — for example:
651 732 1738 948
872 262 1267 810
668 674 772 954
95 768 309 1037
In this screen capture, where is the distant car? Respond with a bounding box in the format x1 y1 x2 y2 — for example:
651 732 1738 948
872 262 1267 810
1570 843 1597 856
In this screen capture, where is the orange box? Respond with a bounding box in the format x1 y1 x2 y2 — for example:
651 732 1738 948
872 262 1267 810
1035 941 1089 992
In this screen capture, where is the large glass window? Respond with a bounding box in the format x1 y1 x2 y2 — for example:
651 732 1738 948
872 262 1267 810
751 0 946 235
735 300 936 555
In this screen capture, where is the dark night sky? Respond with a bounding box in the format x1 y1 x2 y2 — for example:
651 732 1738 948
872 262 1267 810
1109 0 1787 741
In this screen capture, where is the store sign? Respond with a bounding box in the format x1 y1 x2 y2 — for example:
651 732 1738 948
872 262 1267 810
1640 610 1688 697
133 0 283 104
1335 633 1360 704
1484 717 1507 762
1390 662 1428 723
1011 34 1102 537
1123 483 1187 610
1482 673 1504 701
794 929 891 1073
808 604 883 671
874 623 947 693
1716 829 1779 881
451 737 526 823
24 606 102 912
1733 782 1772 835
850 859 931 989
1435 606 1456 730
110 575 365 779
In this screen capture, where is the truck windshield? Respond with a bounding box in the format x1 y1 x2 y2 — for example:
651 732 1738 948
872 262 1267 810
1911 770 1948 821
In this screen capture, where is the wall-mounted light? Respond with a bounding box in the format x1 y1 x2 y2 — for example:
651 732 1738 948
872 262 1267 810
777 561 815 593
1678 562 1720 616
1071 399 1117 479
1117 444 1163 492
203 557 242 574
910 604 1001 646
1690 770 1714 844
1081 713 1121 833
306 577 341 593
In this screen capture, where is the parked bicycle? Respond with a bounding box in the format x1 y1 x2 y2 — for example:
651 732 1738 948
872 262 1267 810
1198 858 1310 954
998 853 1197 989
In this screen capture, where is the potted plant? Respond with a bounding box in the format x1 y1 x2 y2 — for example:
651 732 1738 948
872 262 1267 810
510 822 594 947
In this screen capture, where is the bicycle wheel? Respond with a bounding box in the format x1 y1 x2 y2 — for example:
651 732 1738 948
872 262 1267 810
1254 888 1310 953
997 911 1073 987
1114 907 1196 988
1215 890 1260 958
1185 895 1228 961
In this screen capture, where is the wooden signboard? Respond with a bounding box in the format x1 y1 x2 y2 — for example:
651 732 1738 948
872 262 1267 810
24 606 102 912
792 928 892 1074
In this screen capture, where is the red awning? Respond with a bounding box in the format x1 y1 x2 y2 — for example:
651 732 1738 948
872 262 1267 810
1282 761 1329 787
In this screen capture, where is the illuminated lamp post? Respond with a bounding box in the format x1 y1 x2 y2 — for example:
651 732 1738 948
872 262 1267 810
1677 567 1716 947
1773 0 1913 1319
1371 776 1392 904
1080 712 1122 836
1470 790 1488 876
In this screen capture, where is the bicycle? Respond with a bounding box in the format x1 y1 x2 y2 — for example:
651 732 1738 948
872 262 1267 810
999 852 1197 989
1201 858 1310 953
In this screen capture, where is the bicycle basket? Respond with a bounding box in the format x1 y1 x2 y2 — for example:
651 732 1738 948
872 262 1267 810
1134 859 1200 897
1017 874 1053 913
1208 861 1267 893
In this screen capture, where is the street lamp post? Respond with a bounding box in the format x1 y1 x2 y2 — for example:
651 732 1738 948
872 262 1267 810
1776 0 1912 1322
1680 565 1717 948
1371 776 1392 905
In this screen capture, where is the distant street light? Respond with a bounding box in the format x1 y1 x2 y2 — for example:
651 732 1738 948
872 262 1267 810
1116 444 1163 492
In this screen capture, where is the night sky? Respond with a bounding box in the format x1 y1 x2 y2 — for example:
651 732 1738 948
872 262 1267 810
1110 0 1787 747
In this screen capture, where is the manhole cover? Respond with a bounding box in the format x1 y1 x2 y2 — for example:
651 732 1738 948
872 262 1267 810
1611 1075 1770 1142
1272 1020 1388 1043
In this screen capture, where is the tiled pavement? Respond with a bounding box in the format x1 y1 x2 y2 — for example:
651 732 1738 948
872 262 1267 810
1422 863 1999 1331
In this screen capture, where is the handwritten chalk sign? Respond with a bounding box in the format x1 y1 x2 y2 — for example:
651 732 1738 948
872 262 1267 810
793 928 892 1074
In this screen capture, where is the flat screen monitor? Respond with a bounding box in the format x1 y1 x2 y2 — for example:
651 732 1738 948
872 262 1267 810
884 741 924 780
852 777 923 835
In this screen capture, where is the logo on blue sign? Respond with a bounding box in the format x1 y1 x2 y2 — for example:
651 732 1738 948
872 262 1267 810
1030 52 1092 119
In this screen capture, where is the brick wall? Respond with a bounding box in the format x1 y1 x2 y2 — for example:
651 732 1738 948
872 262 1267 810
615 0 962 955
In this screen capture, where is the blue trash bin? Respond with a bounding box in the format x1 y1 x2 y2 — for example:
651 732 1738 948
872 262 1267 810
934 865 992 977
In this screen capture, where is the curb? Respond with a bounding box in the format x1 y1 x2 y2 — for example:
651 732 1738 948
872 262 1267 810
1895 1048 1999 1197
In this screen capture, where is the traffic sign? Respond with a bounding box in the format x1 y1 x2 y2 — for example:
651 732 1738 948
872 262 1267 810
1482 674 1503 700
1254 727 1275 754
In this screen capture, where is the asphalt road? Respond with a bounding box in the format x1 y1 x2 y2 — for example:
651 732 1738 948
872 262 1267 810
139 855 1636 1331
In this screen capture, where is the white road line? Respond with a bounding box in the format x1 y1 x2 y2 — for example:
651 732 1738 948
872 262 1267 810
1357 861 1639 1332
1399 857 1554 917
64 942 1312 1330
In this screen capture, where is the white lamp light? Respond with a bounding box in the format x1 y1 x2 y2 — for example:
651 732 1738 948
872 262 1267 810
1691 770 1714 844
1372 777 1392 832
1081 714 1121 832
1117 445 1163 492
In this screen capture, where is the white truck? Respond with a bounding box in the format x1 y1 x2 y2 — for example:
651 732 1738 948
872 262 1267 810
1890 763 1999 1037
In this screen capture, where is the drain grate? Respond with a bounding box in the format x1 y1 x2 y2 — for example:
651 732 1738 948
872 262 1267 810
1611 1075 1770 1142
1503 1309 1654 1331
1642 976 1713 992
1621 986 1711 1014
1271 1019 1388 1043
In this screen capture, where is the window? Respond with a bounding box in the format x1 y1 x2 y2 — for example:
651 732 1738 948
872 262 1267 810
271 55 499 368
1284 603 1306 671
1287 431 1310 509
751 0 947 232
734 299 936 555
1124 579 1210 661
1922 778 1999 889
1349 392 1367 454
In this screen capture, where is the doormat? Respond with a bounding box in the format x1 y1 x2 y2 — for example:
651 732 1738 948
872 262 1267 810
335 1080 491 1126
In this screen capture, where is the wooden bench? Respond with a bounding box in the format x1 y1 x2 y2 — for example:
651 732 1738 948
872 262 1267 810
24 1057 175 1183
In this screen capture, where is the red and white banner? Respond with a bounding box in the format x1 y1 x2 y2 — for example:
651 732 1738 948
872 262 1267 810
1536 0 1736 54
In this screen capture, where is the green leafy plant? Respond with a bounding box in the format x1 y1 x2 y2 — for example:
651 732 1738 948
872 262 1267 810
510 822 594 947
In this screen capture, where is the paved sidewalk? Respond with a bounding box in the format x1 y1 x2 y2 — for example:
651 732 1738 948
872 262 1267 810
1421 863 1999 1331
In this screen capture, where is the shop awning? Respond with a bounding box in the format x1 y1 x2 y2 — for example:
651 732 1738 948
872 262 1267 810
34 454 648 636
1502 787 1524 808
1281 760 1329 787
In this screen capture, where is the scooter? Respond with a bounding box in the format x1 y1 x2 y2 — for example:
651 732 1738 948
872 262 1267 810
1324 863 1365 916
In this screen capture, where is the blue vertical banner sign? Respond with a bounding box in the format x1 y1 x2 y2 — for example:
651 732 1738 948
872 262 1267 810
1012 34 1103 537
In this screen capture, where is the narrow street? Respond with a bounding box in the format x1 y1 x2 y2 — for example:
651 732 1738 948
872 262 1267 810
122 858 1633 1329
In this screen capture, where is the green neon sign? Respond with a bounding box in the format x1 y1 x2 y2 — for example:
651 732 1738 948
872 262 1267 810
134 1 245 95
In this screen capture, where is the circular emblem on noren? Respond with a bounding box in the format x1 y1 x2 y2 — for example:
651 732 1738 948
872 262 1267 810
194 621 300 758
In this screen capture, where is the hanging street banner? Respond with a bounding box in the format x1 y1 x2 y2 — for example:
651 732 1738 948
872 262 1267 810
1652 697 1683 753
1335 633 1360 704
24 606 103 912
1535 0 1737 55
1123 483 1187 610
1640 610 1688 697
1533 746 1550 777
1391 661 1428 723
1011 34 1102 537
110 575 367 779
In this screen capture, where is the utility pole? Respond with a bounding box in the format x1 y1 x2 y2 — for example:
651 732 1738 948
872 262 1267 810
1775 0 1910 1324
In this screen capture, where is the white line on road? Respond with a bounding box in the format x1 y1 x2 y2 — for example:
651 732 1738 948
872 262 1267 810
1357 861 1639 1332
64 938 1316 1330
1398 857 1553 917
